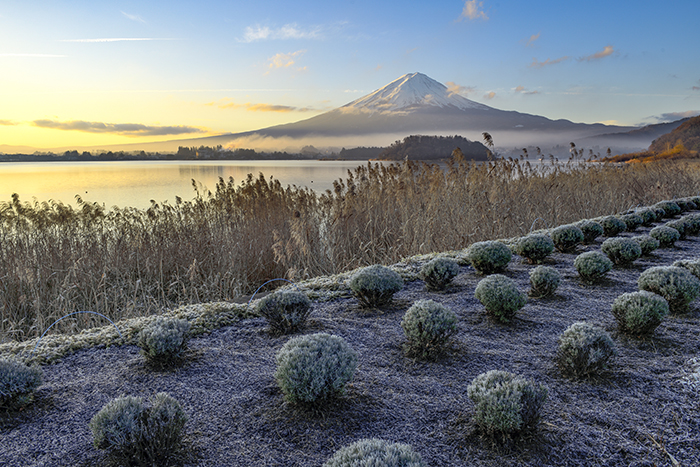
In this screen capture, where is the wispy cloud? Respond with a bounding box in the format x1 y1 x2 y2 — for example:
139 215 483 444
207 98 315 113
241 24 321 42
483 91 496 100
514 85 539 95
265 50 307 74
693 79 700 91
0 53 66 57
121 11 146 23
578 45 615 62
59 38 174 43
529 56 570 68
0 119 18 125
459 0 488 21
648 111 700 123
32 119 204 137
445 81 476 97
523 32 540 47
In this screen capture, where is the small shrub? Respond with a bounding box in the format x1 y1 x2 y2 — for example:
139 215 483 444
650 225 680 247
599 216 627 237
401 299 457 359
635 208 658 226
675 199 696 212
89 392 187 465
467 370 547 435
666 219 689 239
256 289 312 335
638 266 700 313
632 235 660 255
601 237 642 265
620 213 643 232
652 206 667 221
137 317 190 366
474 274 527 323
654 200 681 218
673 259 700 279
557 322 615 377
275 333 358 404
0 357 43 410
574 251 613 283
349 264 404 307
577 220 604 243
611 291 669 335
419 257 460 291
323 438 426 467
515 234 554 263
466 241 512 274
528 266 561 297
550 224 584 252
682 213 700 236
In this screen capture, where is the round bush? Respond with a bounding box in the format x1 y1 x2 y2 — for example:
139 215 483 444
599 216 627 237
89 392 187 464
528 266 561 298
611 291 669 335
419 257 460 291
467 370 548 435
666 219 690 239
474 274 527 323
654 200 681 218
650 225 681 247
637 266 700 313
515 234 554 264
632 235 660 255
620 213 644 232
401 299 458 359
672 259 700 279
601 237 642 265
466 241 512 274
256 289 312 335
137 317 191 366
275 333 358 404
652 206 667 221
675 198 696 212
550 224 584 253
0 357 42 410
323 438 426 467
681 213 700 236
557 322 615 377
574 251 613 283
349 264 404 308
577 220 604 244
635 208 658 226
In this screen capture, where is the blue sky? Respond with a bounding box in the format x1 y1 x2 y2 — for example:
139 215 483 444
1 0 699 148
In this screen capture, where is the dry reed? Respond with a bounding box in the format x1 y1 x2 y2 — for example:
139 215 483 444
2 158 699 343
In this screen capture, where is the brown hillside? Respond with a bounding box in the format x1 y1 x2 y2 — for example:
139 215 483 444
650 115 700 153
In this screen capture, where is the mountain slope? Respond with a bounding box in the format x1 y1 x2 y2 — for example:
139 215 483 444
649 115 700 152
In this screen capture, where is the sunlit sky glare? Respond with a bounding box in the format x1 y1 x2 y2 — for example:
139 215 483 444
1 0 699 149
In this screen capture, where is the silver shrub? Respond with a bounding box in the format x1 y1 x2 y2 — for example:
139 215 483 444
665 219 689 239
632 235 660 256
515 234 554 264
611 291 669 335
418 257 460 291
349 264 403 307
638 266 700 313
275 333 358 404
474 274 526 323
0 356 42 410
577 220 604 244
550 224 584 253
673 259 700 279
601 237 642 265
323 438 426 467
401 299 457 359
682 213 700 236
137 317 190 366
466 241 512 275
528 266 561 298
557 322 615 377
256 289 312 335
599 216 627 237
89 392 187 464
634 208 659 226
650 225 681 247
620 213 644 232
574 251 613 283
654 200 681 218
467 370 547 435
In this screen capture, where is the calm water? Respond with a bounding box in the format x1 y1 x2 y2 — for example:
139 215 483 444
0 160 375 209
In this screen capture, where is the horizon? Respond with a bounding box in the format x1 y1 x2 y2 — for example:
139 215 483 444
1 1 700 151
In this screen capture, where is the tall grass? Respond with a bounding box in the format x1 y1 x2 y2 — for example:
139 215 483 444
2 158 699 343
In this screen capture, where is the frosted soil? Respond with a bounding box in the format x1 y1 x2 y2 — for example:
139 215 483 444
2 220 699 467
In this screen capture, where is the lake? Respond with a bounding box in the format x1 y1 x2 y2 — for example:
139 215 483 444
0 160 376 209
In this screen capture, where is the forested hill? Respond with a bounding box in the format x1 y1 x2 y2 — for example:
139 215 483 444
377 135 489 161
650 115 700 153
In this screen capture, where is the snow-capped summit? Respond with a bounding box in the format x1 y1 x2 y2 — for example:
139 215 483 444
342 72 492 112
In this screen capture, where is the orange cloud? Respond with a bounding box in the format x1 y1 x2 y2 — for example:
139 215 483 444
578 45 615 62
31 119 204 137
524 32 540 47
268 50 305 69
529 56 570 68
483 91 496 100
446 81 476 97
514 85 539 95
